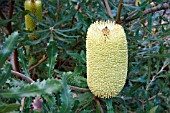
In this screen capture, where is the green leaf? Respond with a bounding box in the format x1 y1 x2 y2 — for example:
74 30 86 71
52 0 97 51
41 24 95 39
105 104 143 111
123 4 141 10
55 10 77 26
0 31 19 68
105 99 114 113
0 78 62 98
0 63 12 86
25 32 50 45
54 29 79 38
18 48 30 77
76 92 94 107
148 105 158 113
0 11 22 25
42 94 56 109
58 75 73 113
0 103 20 113
146 53 170 58
47 41 58 77
147 14 152 32
29 13 48 28
56 26 79 33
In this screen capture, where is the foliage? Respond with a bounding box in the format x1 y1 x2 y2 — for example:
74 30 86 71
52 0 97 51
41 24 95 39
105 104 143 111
0 0 169 113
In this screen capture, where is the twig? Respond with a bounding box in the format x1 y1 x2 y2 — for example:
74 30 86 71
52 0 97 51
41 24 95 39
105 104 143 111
124 3 169 23
71 3 81 27
56 0 60 22
116 0 123 24
11 70 34 83
143 3 169 15
69 85 90 92
142 93 162 104
103 0 114 20
28 55 48 71
7 0 15 34
69 37 83 50
94 96 104 113
148 93 162 101
127 10 138 18
11 68 90 92
146 61 168 91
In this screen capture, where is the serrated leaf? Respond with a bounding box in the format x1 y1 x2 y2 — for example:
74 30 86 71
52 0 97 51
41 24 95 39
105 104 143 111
105 99 114 113
42 94 56 108
58 75 73 113
0 103 20 113
0 79 62 98
0 63 12 86
0 31 19 68
47 41 58 77
18 48 30 77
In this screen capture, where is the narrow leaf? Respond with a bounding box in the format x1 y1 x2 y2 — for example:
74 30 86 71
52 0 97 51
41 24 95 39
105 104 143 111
25 32 50 45
149 105 158 113
54 29 79 38
42 94 56 108
47 41 58 77
0 103 20 113
0 31 19 68
58 75 73 113
105 98 114 113
0 78 62 98
0 63 12 86
75 92 94 107
18 48 30 77
0 11 22 25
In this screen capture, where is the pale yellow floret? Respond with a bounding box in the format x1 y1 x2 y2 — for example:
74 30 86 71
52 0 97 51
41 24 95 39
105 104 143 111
86 21 128 98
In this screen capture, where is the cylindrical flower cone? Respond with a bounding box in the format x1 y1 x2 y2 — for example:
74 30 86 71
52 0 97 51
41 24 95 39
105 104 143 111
86 21 128 98
25 0 42 40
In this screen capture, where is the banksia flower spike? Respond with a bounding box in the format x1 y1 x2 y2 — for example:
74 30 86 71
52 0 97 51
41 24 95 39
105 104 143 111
25 0 42 39
86 21 128 98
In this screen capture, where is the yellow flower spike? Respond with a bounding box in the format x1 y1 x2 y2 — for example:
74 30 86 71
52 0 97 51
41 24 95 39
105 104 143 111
25 0 42 40
86 21 128 98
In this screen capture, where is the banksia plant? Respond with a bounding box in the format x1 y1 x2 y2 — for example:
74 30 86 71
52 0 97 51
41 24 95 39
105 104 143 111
25 0 42 39
86 21 128 98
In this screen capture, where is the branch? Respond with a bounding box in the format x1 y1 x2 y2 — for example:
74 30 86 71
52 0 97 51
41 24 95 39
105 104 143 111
11 70 34 83
7 0 15 34
116 0 123 24
143 3 169 15
94 96 104 113
124 3 169 23
142 93 162 104
71 3 81 27
69 37 83 50
103 0 114 20
28 55 48 71
11 69 89 92
69 85 90 92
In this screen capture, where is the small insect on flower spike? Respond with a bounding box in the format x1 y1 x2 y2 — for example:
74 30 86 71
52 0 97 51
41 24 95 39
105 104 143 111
86 21 128 98
102 26 110 42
